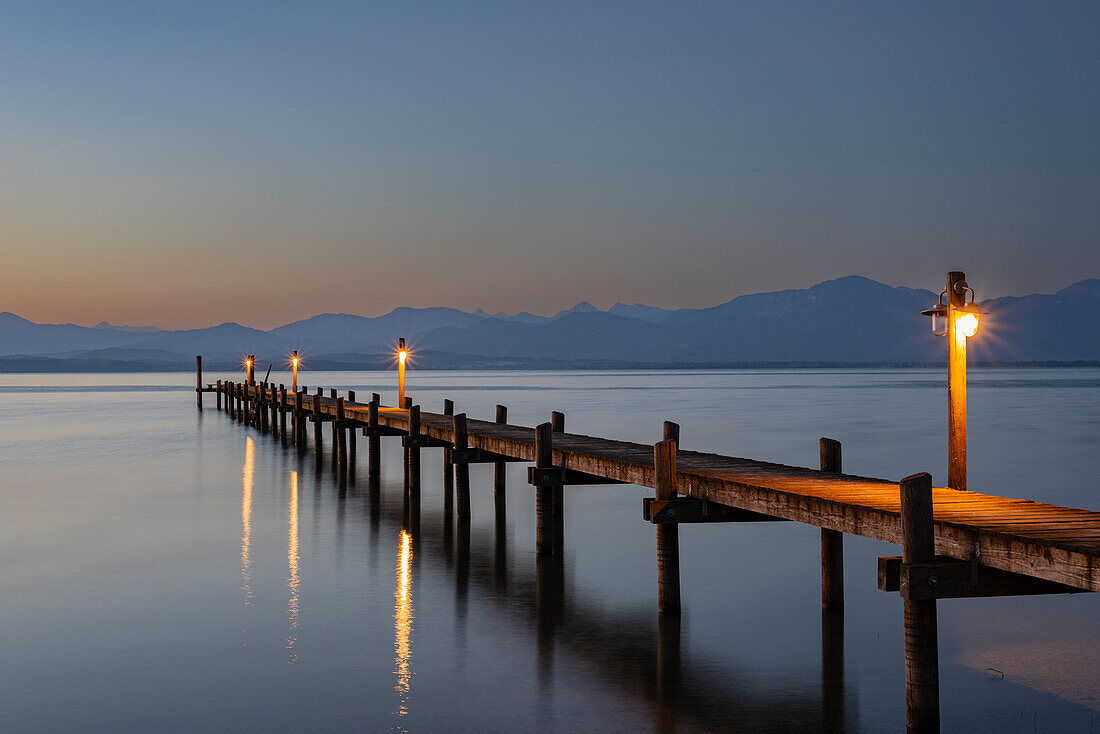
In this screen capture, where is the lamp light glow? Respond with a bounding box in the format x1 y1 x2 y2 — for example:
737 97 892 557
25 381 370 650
956 312 979 338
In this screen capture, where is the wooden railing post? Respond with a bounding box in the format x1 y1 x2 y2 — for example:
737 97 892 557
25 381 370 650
820 438 844 610
655 437 680 616
900 472 939 733
454 413 471 519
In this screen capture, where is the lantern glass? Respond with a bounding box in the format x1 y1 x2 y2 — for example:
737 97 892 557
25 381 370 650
931 311 948 337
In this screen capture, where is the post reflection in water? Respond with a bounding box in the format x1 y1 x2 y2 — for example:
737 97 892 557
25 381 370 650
240 437 255 607
393 529 414 727
287 471 300 663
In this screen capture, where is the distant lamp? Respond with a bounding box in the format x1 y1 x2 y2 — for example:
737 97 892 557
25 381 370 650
397 337 408 406
290 350 301 391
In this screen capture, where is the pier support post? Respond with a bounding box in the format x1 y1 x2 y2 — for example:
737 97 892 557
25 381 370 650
271 386 279 436
216 378 222 411
655 435 680 617
443 400 455 515
900 472 940 733
453 413 471 519
535 423 554 556
195 356 203 410
294 390 303 449
330 390 339 465
820 436 847 732
261 384 270 432
407 405 421 499
313 394 323 459
368 395 381 481
279 386 287 440
346 391 356 467
550 411 565 556
336 397 348 470
493 404 507 529
820 438 844 610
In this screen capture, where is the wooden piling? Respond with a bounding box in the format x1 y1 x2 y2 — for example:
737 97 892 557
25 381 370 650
313 393 323 458
336 397 348 468
368 395 381 480
535 422 554 556
195 356 203 409
260 383 269 432
347 391 356 466
331 392 340 466
215 378 222 410
820 438 844 611
407 404 421 500
279 386 287 439
655 438 680 616
293 390 303 447
443 399 455 505
271 386 280 436
453 413 471 518
550 411 565 556
900 472 939 733
493 404 507 524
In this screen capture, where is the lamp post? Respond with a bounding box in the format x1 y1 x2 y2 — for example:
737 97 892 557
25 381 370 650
921 271 987 491
397 338 408 407
290 350 300 392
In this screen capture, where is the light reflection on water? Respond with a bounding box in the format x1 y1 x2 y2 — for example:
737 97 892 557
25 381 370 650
287 471 300 663
0 368 1098 733
241 436 254 607
393 529 414 727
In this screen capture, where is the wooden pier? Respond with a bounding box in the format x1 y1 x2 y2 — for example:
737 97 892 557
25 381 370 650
197 368 1098 732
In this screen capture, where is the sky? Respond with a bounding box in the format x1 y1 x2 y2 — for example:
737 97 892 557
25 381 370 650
1 1 1097 329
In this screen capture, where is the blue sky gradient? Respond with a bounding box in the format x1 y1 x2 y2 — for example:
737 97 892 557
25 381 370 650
2 1 1097 328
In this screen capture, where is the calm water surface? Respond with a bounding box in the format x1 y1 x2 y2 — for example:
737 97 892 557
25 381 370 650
2 369 1099 733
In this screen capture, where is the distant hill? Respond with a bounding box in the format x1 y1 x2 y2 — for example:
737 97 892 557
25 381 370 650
272 306 484 346
2 276 1099 370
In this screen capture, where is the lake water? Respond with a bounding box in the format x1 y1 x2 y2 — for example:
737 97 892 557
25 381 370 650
1 368 1098 733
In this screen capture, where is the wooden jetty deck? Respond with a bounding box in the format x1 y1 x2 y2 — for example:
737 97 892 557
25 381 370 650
198 367 1098 732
